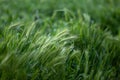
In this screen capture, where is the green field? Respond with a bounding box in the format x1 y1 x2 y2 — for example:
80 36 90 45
0 0 120 80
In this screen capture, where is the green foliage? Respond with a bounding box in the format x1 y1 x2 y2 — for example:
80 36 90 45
0 0 120 80
0 0 120 35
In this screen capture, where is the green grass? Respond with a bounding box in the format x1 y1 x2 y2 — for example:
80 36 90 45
0 0 120 80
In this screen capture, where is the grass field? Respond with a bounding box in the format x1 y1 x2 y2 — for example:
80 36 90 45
0 0 120 80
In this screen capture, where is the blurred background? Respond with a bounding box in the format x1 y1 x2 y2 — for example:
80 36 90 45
0 0 120 35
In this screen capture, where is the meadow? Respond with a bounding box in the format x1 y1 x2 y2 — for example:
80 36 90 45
0 0 120 80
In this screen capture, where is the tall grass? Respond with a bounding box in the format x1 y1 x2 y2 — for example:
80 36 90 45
0 0 120 80
0 17 120 79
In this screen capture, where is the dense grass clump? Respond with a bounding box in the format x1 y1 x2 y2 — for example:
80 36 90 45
0 19 120 80
0 0 120 80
